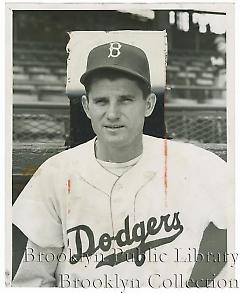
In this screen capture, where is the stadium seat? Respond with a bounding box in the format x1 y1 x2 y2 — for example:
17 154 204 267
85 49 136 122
195 78 214 86
27 67 51 74
13 84 36 92
13 66 24 74
201 72 214 79
186 65 202 72
167 65 181 72
191 61 206 67
31 73 60 82
40 95 68 103
13 73 29 81
13 93 39 103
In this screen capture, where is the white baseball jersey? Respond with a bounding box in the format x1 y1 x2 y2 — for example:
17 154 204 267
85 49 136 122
12 135 231 288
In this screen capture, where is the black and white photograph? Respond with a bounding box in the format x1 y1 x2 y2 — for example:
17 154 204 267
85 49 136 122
5 1 236 289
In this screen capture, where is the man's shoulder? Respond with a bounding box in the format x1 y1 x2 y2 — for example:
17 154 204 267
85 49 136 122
143 134 225 166
40 138 95 171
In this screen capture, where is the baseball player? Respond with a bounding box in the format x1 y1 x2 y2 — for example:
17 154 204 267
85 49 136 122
12 41 231 288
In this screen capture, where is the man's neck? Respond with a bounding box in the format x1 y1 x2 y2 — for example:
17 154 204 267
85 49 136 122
95 138 143 163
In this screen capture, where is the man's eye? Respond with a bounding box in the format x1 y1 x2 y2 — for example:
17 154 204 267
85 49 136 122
122 98 133 103
94 99 107 105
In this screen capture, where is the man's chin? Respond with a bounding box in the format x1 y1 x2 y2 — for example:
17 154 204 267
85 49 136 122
106 138 126 146
100 136 127 147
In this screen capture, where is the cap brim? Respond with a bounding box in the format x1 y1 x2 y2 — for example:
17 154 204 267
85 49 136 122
80 65 150 87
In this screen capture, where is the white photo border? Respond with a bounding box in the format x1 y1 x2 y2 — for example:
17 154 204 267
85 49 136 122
3 1 239 293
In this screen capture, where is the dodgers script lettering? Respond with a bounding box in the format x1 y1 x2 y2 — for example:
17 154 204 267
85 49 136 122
67 212 184 268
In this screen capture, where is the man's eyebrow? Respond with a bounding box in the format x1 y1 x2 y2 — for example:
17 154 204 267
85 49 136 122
119 95 136 99
90 95 136 100
91 96 108 100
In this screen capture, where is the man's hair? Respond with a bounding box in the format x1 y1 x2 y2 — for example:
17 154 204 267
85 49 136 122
84 69 151 99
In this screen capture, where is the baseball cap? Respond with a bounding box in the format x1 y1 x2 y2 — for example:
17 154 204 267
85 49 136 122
80 41 151 87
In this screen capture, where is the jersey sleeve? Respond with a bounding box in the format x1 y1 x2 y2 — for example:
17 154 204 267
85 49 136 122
199 149 232 230
12 240 61 287
12 159 65 248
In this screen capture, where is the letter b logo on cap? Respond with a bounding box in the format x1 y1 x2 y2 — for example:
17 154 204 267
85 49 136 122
80 41 151 87
108 42 122 58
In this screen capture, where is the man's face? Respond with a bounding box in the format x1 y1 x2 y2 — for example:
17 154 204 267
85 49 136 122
82 76 155 149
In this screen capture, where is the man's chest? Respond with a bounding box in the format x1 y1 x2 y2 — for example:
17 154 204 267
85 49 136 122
64 172 207 268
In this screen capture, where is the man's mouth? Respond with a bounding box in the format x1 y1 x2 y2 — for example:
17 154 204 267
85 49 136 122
104 125 124 129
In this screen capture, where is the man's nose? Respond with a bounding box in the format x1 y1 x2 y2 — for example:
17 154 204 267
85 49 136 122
106 102 120 120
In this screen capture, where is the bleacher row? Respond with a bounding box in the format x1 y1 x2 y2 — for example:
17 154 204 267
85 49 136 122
168 59 215 86
12 42 226 144
13 46 67 103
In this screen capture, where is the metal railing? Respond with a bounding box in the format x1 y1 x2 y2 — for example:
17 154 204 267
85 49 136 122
13 102 70 143
165 104 226 143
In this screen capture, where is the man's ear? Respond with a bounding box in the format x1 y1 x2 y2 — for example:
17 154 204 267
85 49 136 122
145 93 156 117
82 95 91 119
